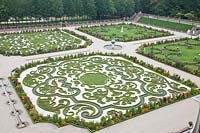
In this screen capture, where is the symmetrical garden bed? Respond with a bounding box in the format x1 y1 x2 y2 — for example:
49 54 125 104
139 17 195 32
77 23 171 42
10 53 199 132
0 29 92 56
137 38 200 77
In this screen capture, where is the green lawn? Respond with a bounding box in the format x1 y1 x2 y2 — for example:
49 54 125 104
77 23 171 42
0 29 90 56
138 38 200 76
139 17 195 32
80 73 108 85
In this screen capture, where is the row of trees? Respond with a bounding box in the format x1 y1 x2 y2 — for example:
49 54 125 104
0 0 136 22
1 0 200 22
136 0 200 20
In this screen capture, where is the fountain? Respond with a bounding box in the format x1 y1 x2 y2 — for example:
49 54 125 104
111 39 116 49
104 39 122 50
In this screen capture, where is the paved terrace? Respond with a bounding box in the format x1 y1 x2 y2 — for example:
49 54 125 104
0 22 199 133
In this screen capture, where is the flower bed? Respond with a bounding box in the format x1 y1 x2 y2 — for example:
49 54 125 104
0 29 92 56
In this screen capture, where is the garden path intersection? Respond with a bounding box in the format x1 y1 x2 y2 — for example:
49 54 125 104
0 21 200 133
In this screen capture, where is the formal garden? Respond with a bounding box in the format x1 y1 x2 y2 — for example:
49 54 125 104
0 29 92 56
10 53 199 132
139 17 195 32
77 23 171 42
0 0 200 132
137 38 200 77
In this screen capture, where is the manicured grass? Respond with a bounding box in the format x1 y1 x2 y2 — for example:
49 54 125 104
138 38 200 76
0 29 91 56
77 23 171 42
139 17 195 32
80 73 108 85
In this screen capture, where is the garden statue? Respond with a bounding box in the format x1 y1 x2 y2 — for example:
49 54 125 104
121 26 124 33
187 30 190 34
193 30 196 35
111 39 116 49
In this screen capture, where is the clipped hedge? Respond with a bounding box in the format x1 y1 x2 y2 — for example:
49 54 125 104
10 52 199 132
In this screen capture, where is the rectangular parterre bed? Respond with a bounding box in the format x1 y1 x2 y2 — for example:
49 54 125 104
0 29 92 56
137 38 200 77
77 23 171 42
139 17 195 32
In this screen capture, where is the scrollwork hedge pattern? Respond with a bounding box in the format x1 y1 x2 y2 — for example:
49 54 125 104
19 55 190 122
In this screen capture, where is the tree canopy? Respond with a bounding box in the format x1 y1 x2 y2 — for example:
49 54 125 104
0 0 199 22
